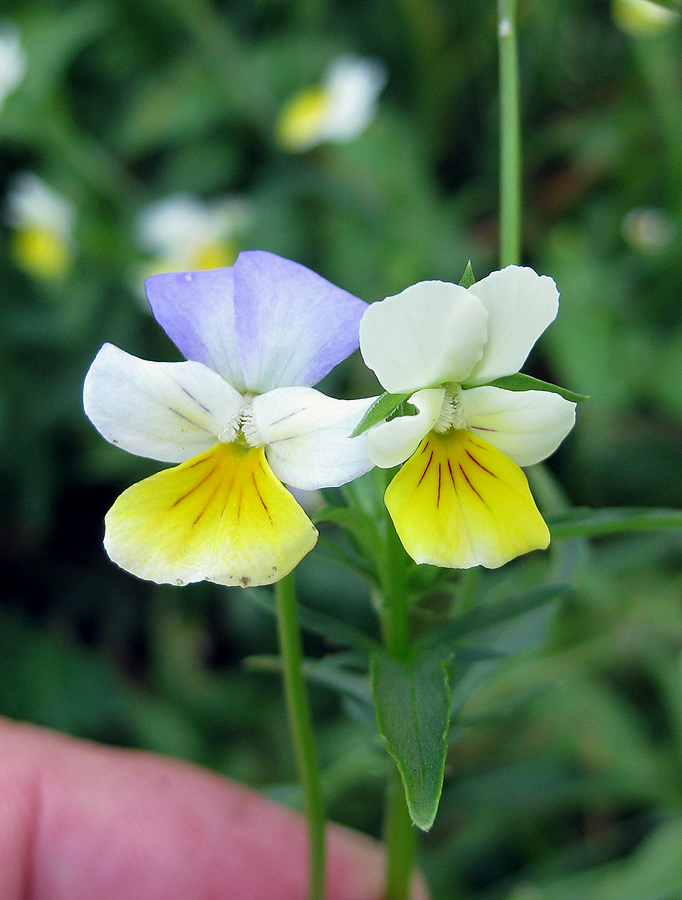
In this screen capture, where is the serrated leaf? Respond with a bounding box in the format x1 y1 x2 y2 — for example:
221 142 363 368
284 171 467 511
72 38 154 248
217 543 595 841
459 260 476 288
351 392 412 437
479 373 589 404
548 506 682 539
371 650 451 831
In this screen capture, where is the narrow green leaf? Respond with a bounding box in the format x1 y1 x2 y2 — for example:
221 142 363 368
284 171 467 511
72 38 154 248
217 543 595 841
351 391 412 437
459 260 476 288
418 583 568 649
243 588 378 652
247 654 373 707
313 504 379 551
371 651 451 831
548 507 682 539
480 373 589 403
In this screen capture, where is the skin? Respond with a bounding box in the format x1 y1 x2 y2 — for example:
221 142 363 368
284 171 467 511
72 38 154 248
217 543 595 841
0 717 428 900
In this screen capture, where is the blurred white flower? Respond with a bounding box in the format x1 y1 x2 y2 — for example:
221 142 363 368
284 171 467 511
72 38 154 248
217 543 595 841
276 55 388 152
137 193 253 276
621 207 676 252
0 23 26 111
5 172 75 280
612 0 680 35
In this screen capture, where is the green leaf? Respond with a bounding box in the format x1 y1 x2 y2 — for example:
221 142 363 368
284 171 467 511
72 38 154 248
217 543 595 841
243 588 378 652
371 650 451 831
548 506 682 539
351 392 412 437
247 653 373 708
313 504 379 552
418 583 569 650
459 260 476 288
479 373 589 404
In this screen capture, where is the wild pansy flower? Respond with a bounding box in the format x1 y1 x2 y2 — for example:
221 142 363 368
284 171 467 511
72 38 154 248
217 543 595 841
276 55 387 152
5 172 75 281
0 23 26 112
358 266 576 570
137 193 252 276
84 250 374 587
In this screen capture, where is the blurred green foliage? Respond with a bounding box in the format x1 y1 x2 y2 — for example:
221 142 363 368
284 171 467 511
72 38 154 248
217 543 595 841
1 0 682 897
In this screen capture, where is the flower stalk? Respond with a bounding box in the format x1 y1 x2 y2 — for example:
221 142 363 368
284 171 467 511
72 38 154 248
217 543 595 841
498 0 522 268
376 496 417 900
275 572 327 900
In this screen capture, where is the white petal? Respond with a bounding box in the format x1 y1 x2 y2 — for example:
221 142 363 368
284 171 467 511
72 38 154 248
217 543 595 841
366 388 444 468
251 387 376 490
467 266 559 385
460 386 576 467
83 343 243 463
359 282 488 394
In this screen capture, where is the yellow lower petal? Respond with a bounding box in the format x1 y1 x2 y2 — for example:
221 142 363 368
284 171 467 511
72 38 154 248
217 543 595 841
189 240 238 271
104 442 317 587
385 429 550 570
275 86 329 151
11 225 71 281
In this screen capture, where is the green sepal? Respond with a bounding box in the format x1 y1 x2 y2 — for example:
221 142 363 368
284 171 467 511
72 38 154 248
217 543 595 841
477 372 589 404
351 391 412 437
371 649 451 831
459 260 476 288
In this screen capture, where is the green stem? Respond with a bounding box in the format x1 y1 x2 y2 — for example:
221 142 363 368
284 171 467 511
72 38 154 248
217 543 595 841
378 517 417 900
498 0 522 267
275 572 326 900
384 767 417 900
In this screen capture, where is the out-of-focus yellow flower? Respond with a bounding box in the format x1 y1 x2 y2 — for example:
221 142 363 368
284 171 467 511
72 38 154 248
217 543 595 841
137 193 252 279
0 23 26 111
276 55 387 152
612 0 680 35
5 173 75 281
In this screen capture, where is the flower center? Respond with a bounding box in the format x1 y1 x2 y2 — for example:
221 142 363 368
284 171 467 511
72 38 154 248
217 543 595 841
217 399 264 447
433 384 466 434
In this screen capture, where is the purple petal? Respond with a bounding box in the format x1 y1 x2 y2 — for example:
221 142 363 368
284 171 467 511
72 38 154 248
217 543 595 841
233 250 367 393
145 268 246 392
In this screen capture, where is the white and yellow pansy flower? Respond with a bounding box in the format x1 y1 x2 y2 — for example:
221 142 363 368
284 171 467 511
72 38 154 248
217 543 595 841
358 266 577 570
0 23 26 112
5 172 75 281
84 250 374 587
137 193 252 276
276 55 387 152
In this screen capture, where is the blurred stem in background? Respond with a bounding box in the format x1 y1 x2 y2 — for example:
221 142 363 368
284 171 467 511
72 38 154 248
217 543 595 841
629 32 682 214
275 573 326 900
498 0 521 268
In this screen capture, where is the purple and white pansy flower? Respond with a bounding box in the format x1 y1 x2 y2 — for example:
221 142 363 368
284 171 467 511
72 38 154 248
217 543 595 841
84 250 374 587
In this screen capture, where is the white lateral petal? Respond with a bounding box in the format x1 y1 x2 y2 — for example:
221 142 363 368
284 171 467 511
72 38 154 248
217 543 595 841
466 266 559 385
251 387 376 490
460 386 576 467
366 388 445 468
359 282 488 394
83 343 242 463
